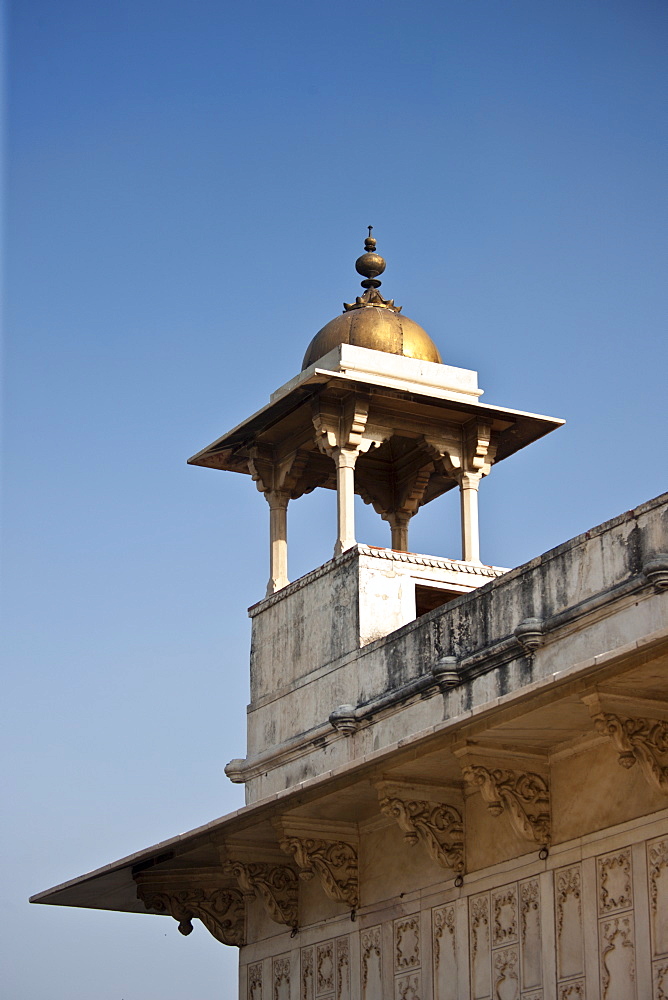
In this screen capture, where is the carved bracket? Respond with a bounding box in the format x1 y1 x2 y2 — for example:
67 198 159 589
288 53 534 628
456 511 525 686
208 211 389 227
376 782 464 872
311 394 387 462
590 711 668 794
136 884 245 947
279 837 359 908
461 765 551 845
248 444 311 499
223 861 298 928
422 418 498 485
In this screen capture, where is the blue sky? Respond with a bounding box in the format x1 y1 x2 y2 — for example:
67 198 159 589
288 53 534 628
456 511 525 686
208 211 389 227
2 1 667 996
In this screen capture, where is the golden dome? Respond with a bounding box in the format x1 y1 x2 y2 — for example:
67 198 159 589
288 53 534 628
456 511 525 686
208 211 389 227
301 230 443 370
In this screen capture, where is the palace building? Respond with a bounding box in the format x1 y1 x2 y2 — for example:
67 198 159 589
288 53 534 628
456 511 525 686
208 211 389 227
32 233 668 1000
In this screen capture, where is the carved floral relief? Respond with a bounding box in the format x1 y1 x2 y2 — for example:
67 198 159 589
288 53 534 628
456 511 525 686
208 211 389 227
248 962 263 1000
648 837 668 957
395 915 420 971
653 959 668 999
493 946 520 1000
280 837 359 908
316 941 335 995
301 947 314 1000
136 885 245 947
361 925 382 997
597 849 633 916
433 904 457 1000
395 972 421 1000
469 893 491 1000
492 884 518 946
273 955 290 1000
520 877 542 990
557 981 585 999
599 915 636 1000
591 712 668 794
336 935 350 1000
555 865 584 981
378 795 464 872
461 765 550 845
224 861 299 928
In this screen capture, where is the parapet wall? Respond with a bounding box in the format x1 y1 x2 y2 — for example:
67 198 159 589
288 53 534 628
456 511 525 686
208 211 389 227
234 493 668 802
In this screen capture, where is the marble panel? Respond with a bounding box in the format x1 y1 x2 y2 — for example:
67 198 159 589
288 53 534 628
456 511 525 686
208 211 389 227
648 836 668 957
248 962 263 1000
394 915 420 972
492 883 518 948
301 947 314 1000
361 925 382 1000
597 847 633 916
272 955 290 1000
519 878 541 991
599 914 636 1000
557 982 585 1000
653 958 668 999
469 892 491 999
493 946 520 1000
317 941 335 996
336 935 350 1000
395 971 421 1000
432 903 457 1000
554 864 584 981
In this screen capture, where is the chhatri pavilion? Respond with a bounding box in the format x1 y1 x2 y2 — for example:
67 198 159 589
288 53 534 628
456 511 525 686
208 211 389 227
33 233 668 1000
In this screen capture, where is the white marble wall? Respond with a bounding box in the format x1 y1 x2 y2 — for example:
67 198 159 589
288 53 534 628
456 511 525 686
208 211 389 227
240 810 668 1000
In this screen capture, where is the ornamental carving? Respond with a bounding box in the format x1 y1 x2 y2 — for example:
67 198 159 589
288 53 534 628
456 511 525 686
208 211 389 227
648 837 668 957
493 947 519 999
272 956 290 1000
395 915 420 971
248 962 263 1000
378 795 464 872
433 903 456 966
492 885 518 946
597 848 633 916
316 941 334 994
361 925 382 992
555 865 584 982
591 711 668 794
520 879 542 990
654 960 668 999
395 972 421 1000
461 765 551 845
600 915 635 999
558 982 585 999
336 936 350 1000
300 947 314 1000
279 837 358 908
223 861 298 928
136 884 245 946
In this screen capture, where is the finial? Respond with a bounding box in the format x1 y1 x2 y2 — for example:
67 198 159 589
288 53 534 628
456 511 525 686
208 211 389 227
355 226 386 289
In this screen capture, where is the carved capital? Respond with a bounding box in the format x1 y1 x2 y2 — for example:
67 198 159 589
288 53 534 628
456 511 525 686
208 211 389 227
376 782 464 872
461 765 551 845
311 393 385 461
136 884 245 947
223 861 298 928
248 444 311 499
590 711 668 794
279 837 359 908
422 419 498 483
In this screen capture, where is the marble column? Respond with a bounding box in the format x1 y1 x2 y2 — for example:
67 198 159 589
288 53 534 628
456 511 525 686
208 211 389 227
459 473 481 563
265 489 290 595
